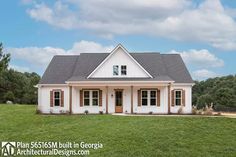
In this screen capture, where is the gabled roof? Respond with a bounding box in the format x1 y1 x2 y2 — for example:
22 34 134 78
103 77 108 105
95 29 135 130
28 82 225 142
39 55 79 84
87 44 153 78
39 52 193 84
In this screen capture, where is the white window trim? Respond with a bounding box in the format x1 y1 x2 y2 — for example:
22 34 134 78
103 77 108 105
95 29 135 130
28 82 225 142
53 90 61 107
150 90 157 106
121 65 127 76
113 65 119 76
83 90 90 106
141 90 157 106
174 90 182 106
83 90 99 106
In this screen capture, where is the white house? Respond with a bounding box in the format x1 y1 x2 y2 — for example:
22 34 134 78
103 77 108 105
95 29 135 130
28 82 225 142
38 44 194 114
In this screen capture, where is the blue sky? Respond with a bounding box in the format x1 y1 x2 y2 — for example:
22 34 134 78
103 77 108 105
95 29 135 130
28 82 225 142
0 0 236 80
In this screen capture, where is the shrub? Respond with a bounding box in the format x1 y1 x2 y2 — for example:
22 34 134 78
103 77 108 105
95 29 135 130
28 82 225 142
84 110 89 115
203 103 213 115
192 105 197 115
99 111 103 114
149 111 153 115
177 105 184 114
196 109 204 115
36 109 42 114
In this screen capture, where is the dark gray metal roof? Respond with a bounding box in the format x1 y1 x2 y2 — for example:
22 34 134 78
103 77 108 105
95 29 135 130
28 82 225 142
39 53 193 84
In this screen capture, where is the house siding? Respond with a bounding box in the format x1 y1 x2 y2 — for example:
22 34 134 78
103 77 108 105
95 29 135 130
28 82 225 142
90 47 150 78
170 85 192 114
38 83 192 114
38 86 70 114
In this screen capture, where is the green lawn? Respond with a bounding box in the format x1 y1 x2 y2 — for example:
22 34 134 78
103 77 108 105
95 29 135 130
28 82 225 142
0 104 236 157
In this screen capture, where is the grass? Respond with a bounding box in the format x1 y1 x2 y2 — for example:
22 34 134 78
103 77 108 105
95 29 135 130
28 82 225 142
0 104 236 157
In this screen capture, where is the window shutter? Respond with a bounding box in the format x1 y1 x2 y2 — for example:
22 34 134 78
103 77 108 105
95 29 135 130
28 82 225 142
171 90 175 106
61 91 64 107
50 91 53 107
80 90 83 107
182 89 185 106
99 90 102 106
138 90 141 106
157 89 160 106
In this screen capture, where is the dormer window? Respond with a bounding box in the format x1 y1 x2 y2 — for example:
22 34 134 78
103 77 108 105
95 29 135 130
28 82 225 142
121 65 127 75
113 65 119 76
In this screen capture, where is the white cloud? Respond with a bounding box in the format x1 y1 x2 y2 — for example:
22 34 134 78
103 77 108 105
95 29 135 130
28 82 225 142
67 40 113 54
5 40 113 73
169 49 224 68
27 2 79 29
9 64 30 73
192 69 220 79
26 0 236 50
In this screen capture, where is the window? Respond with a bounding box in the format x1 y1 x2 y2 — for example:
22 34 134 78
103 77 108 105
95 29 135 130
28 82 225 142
150 91 156 106
121 65 127 75
54 91 61 106
141 91 148 106
113 65 119 76
84 91 90 106
141 90 158 106
92 91 99 106
175 90 182 106
83 90 99 106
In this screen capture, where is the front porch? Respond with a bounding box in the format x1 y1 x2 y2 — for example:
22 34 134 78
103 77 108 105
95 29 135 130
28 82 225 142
69 82 172 114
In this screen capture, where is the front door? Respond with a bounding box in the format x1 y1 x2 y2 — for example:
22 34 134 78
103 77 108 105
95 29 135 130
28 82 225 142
115 90 123 113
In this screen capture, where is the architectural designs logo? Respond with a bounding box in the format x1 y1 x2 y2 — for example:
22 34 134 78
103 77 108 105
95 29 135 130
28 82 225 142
1 142 16 156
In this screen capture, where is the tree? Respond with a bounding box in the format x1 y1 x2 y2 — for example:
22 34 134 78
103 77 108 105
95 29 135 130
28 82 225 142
196 94 213 109
193 75 236 111
3 91 15 102
0 43 10 74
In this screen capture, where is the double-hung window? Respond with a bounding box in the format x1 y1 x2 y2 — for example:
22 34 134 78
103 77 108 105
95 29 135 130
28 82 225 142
83 90 99 106
141 90 157 106
92 91 99 106
141 91 148 106
113 65 119 76
150 91 157 106
84 91 90 106
175 90 182 106
121 65 127 75
54 91 61 106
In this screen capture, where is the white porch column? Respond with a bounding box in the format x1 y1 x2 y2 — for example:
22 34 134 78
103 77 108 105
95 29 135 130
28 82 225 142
106 86 108 114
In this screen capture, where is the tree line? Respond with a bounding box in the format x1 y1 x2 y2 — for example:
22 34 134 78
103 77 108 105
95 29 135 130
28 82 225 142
193 75 236 111
0 43 40 104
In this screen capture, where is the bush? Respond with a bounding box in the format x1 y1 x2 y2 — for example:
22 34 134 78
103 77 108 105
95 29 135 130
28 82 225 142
36 109 42 114
99 111 103 114
196 94 213 109
84 110 89 115
4 91 15 102
177 105 184 114
203 104 213 115
192 105 197 115
149 111 153 115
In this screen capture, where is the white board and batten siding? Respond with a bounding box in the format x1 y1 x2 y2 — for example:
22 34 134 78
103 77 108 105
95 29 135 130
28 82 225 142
89 47 150 78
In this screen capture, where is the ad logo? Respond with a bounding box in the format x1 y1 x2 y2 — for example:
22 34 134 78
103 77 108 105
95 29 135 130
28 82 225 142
1 142 16 156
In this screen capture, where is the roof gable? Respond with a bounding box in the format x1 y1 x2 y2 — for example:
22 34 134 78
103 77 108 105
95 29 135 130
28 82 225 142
87 44 153 78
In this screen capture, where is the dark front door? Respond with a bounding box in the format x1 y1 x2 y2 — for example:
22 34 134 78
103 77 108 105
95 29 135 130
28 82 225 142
115 90 123 113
